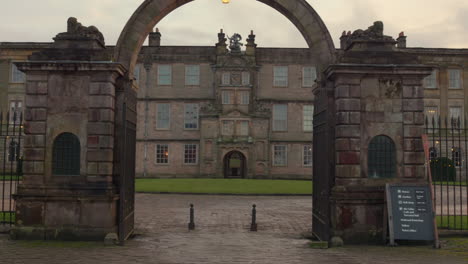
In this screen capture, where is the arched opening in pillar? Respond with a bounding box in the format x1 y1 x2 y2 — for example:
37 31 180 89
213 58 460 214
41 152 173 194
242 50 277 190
52 133 81 176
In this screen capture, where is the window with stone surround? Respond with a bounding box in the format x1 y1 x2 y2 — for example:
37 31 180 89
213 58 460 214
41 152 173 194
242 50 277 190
222 91 233 105
452 147 462 167
184 144 198 164
237 121 249 136
242 72 250 86
368 135 396 179
9 100 23 124
222 72 230 85
303 105 314 132
273 145 287 166
156 104 170 130
303 145 313 167
425 106 439 132
8 141 20 162
222 120 234 136
157 65 172 85
448 69 461 89
156 144 169 164
273 66 288 87
238 91 250 105
273 104 288 131
424 69 438 89
302 66 317 87
10 63 25 83
449 106 463 129
184 103 199 130
52 133 80 176
429 147 438 161
185 65 200 86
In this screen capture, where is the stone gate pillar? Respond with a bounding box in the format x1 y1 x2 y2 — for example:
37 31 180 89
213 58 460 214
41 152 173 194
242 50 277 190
324 22 432 243
12 18 127 240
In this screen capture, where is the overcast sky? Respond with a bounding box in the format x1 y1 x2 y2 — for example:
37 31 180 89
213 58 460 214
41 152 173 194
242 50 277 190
0 0 467 49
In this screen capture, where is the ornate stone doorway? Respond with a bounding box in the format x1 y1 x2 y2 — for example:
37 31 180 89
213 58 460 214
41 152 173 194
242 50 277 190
224 151 246 179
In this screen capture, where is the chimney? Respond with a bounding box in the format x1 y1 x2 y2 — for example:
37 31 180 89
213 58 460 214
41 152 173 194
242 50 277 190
216 29 228 55
149 28 161 47
397 31 407 48
246 30 257 56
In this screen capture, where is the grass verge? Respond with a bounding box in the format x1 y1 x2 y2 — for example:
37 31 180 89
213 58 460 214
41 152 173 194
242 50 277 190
135 179 312 195
0 211 15 223
437 215 468 230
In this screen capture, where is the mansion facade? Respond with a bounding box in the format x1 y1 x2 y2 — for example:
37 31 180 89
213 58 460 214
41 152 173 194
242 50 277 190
1 30 467 179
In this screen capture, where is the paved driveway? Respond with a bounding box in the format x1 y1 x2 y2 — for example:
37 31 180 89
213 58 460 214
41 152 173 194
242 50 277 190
0 194 466 264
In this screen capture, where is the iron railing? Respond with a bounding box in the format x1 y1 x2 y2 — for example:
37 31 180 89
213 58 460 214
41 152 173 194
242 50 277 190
0 112 23 227
425 116 468 231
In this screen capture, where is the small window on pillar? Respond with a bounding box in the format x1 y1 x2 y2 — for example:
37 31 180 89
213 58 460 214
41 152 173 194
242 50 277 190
368 135 396 179
52 133 80 176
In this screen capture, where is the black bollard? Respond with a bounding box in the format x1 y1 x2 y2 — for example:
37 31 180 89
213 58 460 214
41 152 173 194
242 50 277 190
188 204 195 230
250 204 257 231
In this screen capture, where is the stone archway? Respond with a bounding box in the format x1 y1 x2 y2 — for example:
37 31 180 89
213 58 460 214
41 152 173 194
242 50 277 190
114 0 336 75
224 151 247 179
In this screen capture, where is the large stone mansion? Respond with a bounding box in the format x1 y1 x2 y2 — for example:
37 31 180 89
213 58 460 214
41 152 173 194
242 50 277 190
1 29 467 180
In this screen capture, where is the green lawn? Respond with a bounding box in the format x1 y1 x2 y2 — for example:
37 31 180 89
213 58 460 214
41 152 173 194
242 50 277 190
0 211 15 223
135 179 312 195
437 215 468 230
433 181 468 186
0 175 22 181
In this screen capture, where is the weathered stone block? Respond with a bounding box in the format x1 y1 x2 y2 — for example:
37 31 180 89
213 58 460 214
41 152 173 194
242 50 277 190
335 165 361 178
365 112 385 123
99 136 114 148
98 162 113 175
404 165 425 178
349 85 361 98
89 95 114 109
402 99 424 111
403 112 414 124
100 109 115 122
349 112 360 124
88 136 99 148
404 126 424 137
336 139 350 151
87 162 98 174
337 151 360 165
349 139 361 151
414 112 425 125
404 152 425 164
335 85 349 98
87 123 113 135
37 82 48 95
336 99 360 111
385 113 402 123
336 125 360 138
87 150 113 162
24 135 45 148
89 82 115 95
24 148 45 161
24 122 46 134
336 112 349 124
25 95 47 108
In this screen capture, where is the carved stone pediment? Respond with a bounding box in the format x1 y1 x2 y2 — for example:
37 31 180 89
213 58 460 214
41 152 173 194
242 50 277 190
224 110 249 118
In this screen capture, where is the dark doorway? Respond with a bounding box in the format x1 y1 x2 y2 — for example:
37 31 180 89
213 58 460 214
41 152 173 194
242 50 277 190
224 151 246 178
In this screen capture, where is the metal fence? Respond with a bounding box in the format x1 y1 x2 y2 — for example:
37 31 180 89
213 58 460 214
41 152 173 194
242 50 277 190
0 112 23 227
425 116 468 231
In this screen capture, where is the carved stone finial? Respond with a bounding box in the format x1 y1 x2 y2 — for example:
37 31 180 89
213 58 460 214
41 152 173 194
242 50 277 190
59 17 105 45
228 33 243 53
341 21 396 51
